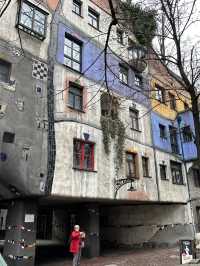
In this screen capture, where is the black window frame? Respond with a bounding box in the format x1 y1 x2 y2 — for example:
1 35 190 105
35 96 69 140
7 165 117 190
155 84 165 103
17 0 48 40
0 59 11 83
129 108 139 131
169 126 179 154
169 92 176 110
64 34 82 73
72 0 82 16
116 29 124 45
159 124 167 139
68 82 83 111
142 156 150 177
170 161 183 185
182 126 193 143
160 164 167 180
88 7 99 29
119 64 128 85
193 168 200 188
135 74 143 87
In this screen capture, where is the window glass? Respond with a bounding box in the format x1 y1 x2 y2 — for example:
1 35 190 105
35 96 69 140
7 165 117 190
88 8 99 29
160 164 167 180
0 59 11 83
126 153 137 178
73 140 94 170
170 161 183 185
169 126 179 154
142 157 149 177
155 84 165 103
68 84 83 110
64 36 81 72
182 126 193 142
130 108 139 130
159 124 166 139
119 65 128 84
72 0 82 15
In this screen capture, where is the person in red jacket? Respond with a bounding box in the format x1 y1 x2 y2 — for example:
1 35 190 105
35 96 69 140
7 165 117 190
69 225 85 266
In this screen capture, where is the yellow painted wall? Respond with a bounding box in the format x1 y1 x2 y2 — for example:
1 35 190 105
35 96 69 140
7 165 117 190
151 79 191 120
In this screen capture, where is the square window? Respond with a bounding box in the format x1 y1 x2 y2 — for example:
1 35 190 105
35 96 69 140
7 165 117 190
3 132 15 143
142 156 149 177
126 152 138 178
159 124 166 139
88 7 99 29
68 83 83 111
64 35 82 72
119 64 128 84
170 161 183 185
18 1 48 40
160 164 167 180
0 59 11 83
182 126 193 143
73 139 94 171
72 0 82 16
116 29 124 45
129 108 139 131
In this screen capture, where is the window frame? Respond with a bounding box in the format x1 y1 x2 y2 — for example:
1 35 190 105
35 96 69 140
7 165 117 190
119 64 128 85
193 168 200 188
0 59 11 83
182 126 193 143
169 126 179 154
155 84 165 103
170 161 184 185
17 0 48 40
142 156 150 177
3 132 15 143
68 82 83 111
168 92 176 110
160 164 167 180
126 152 138 179
64 34 82 73
135 74 143 87
72 0 82 16
129 107 139 131
116 29 124 45
159 124 167 139
88 7 100 29
73 139 95 171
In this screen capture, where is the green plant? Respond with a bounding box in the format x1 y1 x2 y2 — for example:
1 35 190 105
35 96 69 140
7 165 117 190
119 0 157 47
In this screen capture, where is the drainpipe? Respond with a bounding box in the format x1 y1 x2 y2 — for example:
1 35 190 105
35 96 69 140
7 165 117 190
150 112 160 201
177 115 196 238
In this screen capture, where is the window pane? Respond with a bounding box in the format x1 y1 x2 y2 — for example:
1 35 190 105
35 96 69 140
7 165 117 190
34 21 45 35
75 95 82 110
73 141 81 168
0 60 10 83
64 46 72 57
64 57 72 67
73 62 80 71
65 38 72 47
22 3 33 17
84 143 92 169
20 14 32 28
126 153 136 177
34 10 45 23
69 93 74 107
73 50 80 61
73 42 81 52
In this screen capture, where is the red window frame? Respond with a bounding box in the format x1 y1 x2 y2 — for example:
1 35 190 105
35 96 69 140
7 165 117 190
73 139 95 171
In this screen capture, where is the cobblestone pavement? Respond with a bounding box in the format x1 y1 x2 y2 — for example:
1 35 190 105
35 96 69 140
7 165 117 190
37 247 200 266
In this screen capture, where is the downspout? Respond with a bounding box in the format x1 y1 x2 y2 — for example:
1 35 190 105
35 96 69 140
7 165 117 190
177 115 195 237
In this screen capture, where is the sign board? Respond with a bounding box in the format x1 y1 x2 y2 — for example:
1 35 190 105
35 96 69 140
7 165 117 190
180 240 194 264
24 214 35 223
0 253 7 266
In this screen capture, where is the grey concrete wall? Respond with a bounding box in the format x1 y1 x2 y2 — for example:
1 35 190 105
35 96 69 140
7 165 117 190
100 204 193 247
0 39 48 198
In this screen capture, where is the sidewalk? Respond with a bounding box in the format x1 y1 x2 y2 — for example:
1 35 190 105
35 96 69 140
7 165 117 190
37 247 191 266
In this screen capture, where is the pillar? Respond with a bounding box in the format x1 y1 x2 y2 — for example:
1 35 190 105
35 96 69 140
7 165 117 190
3 199 37 266
80 204 100 258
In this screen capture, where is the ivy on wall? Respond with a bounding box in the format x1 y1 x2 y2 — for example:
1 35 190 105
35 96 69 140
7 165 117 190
100 93 126 167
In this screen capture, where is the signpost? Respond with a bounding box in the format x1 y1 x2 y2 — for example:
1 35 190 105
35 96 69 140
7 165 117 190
180 240 195 264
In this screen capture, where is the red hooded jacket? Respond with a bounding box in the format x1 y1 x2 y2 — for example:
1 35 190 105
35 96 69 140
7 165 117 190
69 231 81 254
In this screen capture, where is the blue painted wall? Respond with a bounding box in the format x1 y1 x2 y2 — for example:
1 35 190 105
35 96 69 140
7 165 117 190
151 110 197 160
56 23 150 107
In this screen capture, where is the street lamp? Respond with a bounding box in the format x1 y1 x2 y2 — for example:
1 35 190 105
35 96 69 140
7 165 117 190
114 177 136 199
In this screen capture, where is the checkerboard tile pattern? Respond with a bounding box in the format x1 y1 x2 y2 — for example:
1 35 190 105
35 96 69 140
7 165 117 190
32 60 48 81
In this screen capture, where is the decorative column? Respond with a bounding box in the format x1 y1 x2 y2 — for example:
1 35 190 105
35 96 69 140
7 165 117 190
3 200 37 266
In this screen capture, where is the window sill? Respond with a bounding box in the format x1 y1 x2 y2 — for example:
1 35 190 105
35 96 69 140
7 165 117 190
130 128 141 133
67 105 85 113
172 182 185 186
144 176 152 178
88 23 101 32
72 11 84 18
73 167 97 173
17 24 46 41
64 64 82 75
161 178 169 181
0 80 16 92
